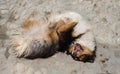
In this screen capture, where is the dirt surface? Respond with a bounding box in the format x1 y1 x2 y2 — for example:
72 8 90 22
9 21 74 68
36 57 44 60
0 0 120 74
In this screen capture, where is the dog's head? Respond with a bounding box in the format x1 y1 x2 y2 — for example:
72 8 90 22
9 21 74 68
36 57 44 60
69 43 96 63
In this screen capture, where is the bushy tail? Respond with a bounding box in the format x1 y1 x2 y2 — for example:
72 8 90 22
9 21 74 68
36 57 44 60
10 35 33 58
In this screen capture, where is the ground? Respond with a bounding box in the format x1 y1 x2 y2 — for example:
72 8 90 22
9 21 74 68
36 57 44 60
0 0 120 74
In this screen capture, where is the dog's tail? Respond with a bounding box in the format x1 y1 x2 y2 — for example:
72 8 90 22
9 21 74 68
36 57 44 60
10 34 34 58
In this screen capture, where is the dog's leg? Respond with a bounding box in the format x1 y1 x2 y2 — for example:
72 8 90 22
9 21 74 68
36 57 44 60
22 12 45 29
57 21 78 33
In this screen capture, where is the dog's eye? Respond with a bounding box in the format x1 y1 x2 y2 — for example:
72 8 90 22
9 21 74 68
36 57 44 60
80 55 89 62
79 55 93 62
79 55 86 60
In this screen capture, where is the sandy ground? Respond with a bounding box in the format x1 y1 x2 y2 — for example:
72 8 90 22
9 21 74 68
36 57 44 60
0 0 120 74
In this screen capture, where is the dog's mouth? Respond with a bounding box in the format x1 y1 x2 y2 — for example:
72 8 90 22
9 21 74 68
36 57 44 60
71 43 95 63
72 43 83 57
74 43 83 52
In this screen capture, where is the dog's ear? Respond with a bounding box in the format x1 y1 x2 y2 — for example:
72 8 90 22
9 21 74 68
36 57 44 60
57 21 78 33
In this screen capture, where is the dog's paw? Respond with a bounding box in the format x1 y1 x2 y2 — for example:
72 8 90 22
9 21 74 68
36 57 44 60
12 41 28 58
68 43 95 62
10 35 32 58
14 48 24 58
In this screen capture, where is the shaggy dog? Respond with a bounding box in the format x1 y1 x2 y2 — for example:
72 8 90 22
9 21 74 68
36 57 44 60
10 12 96 62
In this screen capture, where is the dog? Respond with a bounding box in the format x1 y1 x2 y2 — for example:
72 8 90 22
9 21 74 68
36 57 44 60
10 11 96 62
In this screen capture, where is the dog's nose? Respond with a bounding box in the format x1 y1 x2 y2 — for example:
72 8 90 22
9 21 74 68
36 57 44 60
72 50 77 57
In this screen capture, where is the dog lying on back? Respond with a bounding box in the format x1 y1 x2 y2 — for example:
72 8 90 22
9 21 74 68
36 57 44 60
10 12 96 62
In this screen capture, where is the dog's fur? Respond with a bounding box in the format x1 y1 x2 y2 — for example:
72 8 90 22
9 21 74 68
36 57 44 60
10 12 96 62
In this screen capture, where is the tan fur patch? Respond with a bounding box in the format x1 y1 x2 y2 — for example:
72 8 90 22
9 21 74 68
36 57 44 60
55 20 65 30
57 21 78 32
22 12 45 29
44 28 58 44
22 19 34 29
22 19 45 29
68 44 75 53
